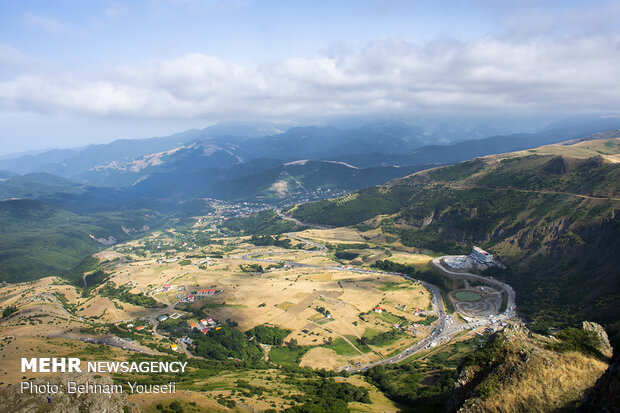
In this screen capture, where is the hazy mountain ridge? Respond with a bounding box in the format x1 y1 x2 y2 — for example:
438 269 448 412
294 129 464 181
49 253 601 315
3 117 620 207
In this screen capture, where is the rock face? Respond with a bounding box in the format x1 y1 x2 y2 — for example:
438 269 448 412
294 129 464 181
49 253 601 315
577 355 620 413
0 373 130 413
582 321 613 357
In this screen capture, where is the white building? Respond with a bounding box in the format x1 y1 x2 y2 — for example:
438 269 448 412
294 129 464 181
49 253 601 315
471 246 493 263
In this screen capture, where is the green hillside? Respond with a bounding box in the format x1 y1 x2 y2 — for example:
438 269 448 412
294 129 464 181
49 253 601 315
289 138 620 333
0 199 158 283
207 160 424 202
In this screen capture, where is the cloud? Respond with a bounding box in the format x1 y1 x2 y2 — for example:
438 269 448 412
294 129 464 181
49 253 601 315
23 14 67 33
1 32 619 120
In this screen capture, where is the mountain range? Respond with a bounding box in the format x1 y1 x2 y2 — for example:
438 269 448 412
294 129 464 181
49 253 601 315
2 115 620 208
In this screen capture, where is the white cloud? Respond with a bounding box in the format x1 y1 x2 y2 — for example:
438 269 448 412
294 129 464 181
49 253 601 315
1 33 619 120
23 14 66 33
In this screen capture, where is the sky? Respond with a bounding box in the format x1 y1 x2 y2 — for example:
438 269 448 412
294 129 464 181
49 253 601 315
0 0 619 155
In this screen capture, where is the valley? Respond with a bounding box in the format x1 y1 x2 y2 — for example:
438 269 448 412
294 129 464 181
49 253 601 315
0 127 618 412
0 210 522 411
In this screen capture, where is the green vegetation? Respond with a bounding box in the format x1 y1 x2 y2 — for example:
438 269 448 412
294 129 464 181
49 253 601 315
285 378 370 412
335 251 359 260
0 199 159 283
324 337 359 355
359 329 404 347
191 325 263 362
246 325 291 346
247 234 294 249
240 263 264 273
98 282 161 308
455 291 482 301
223 210 297 235
289 187 409 227
269 346 309 366
2 305 18 318
365 362 456 412
547 327 603 358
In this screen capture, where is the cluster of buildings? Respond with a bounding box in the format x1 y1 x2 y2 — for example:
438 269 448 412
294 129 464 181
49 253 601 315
181 287 222 303
189 317 220 334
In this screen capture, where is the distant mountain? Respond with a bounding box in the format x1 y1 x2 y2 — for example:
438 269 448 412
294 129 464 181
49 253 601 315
0 172 87 200
2 115 620 208
289 136 620 332
0 170 16 179
0 116 592 183
332 116 620 168
0 120 280 178
206 160 427 203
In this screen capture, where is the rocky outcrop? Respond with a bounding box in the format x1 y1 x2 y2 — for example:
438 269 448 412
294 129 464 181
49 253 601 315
582 321 613 357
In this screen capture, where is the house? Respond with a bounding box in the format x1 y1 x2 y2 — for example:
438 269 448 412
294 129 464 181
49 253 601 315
374 306 383 313
157 315 168 322
170 344 178 351
186 294 195 302
136 326 145 331
190 323 198 329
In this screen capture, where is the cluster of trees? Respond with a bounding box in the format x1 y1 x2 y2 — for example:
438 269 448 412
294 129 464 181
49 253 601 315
358 329 403 347
223 210 296 235
547 327 604 358
191 325 263 362
246 325 291 346
248 235 293 249
335 251 359 260
98 282 161 308
365 363 456 411
315 306 330 317
287 188 399 227
240 263 264 273
2 305 18 318
285 378 370 412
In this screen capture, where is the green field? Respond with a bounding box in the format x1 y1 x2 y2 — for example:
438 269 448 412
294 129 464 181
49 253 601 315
455 291 482 302
324 338 359 355
268 346 309 365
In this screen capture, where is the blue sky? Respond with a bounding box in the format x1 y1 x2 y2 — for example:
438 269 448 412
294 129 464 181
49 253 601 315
1 0 619 155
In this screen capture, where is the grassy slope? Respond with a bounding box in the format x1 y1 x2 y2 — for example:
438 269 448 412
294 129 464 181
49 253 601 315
289 138 620 333
450 326 609 412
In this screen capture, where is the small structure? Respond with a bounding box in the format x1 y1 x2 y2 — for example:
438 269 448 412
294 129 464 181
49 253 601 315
471 246 493 263
157 315 169 322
